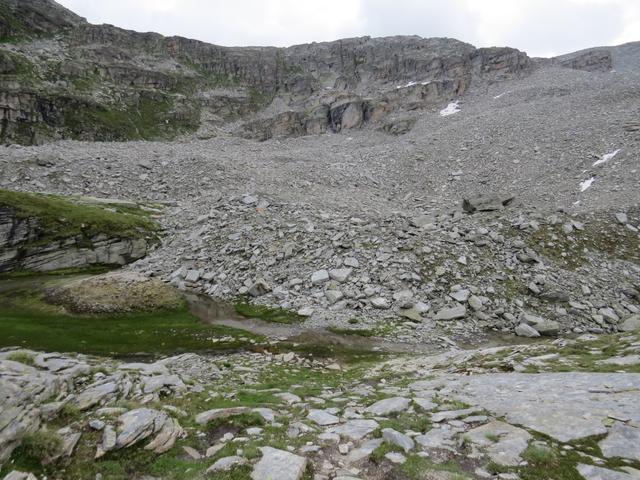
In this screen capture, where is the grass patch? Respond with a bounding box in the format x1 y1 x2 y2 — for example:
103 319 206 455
19 430 63 465
378 412 432 434
400 455 466 479
371 441 402 463
0 188 159 245
6 350 35 365
235 301 303 324
327 327 377 337
204 412 265 433
522 444 558 465
0 284 263 356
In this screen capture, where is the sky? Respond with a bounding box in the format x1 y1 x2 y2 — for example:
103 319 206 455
56 0 640 57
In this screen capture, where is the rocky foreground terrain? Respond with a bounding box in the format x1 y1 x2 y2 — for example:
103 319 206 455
1 1 640 479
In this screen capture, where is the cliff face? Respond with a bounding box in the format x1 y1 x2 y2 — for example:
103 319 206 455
0 0 535 144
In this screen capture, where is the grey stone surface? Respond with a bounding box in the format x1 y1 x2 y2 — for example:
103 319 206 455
251 447 307 480
382 428 414 452
365 397 410 416
329 419 379 441
599 422 640 461
307 409 339 426
449 373 640 442
207 455 247 472
577 464 637 480
463 421 532 466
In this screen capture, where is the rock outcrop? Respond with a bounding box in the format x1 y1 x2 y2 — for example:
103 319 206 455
0 206 149 272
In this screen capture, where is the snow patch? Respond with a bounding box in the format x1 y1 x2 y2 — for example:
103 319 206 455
579 177 595 192
440 101 460 116
396 80 431 90
593 149 620 167
493 91 509 99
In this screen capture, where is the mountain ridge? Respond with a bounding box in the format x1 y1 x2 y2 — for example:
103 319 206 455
0 0 636 145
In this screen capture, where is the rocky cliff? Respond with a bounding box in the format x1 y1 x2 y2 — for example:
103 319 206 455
0 0 532 144
0 190 157 272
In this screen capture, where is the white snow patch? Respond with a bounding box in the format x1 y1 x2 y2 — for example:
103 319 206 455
593 149 620 167
396 80 431 90
579 177 595 192
440 101 460 116
493 91 509 99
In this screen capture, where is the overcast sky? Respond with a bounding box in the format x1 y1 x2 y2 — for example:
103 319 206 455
57 0 639 57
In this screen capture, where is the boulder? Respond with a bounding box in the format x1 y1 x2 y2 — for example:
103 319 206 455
620 314 640 332
382 428 414 452
251 447 307 480
434 305 466 321
515 323 541 338
462 195 514 213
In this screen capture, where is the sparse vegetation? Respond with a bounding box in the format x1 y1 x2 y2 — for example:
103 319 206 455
235 301 303 324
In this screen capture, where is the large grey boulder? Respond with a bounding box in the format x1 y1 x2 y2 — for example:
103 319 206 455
620 314 640 332
95 408 184 457
462 195 514 213
382 428 414 452
515 323 540 338
251 447 307 480
434 305 467 321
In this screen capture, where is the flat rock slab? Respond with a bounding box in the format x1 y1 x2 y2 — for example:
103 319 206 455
599 422 640 461
307 409 339 426
329 419 379 441
365 397 410 416
207 455 247 472
251 447 307 480
446 373 640 442
577 464 637 480
464 420 531 466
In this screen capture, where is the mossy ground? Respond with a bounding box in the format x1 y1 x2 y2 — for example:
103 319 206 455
234 300 303 324
0 279 263 356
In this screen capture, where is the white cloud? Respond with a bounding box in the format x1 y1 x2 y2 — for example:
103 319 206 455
57 0 640 55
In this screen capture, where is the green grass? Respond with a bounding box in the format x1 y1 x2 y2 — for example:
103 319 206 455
522 444 558 465
19 430 63 465
400 455 467 479
0 286 263 356
204 412 265 433
0 189 159 246
378 412 432 434
234 301 303 324
327 327 377 337
371 441 402 463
